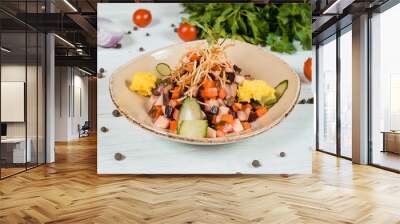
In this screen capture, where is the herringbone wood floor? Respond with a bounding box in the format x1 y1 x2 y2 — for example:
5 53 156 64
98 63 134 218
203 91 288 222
1 135 400 224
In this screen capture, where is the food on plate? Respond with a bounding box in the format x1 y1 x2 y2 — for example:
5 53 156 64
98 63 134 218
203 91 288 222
129 41 288 138
304 57 312 81
132 9 152 28
237 80 275 103
129 72 157 96
177 23 198 42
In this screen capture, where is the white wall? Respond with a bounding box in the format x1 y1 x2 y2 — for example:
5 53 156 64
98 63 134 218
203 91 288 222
54 67 89 141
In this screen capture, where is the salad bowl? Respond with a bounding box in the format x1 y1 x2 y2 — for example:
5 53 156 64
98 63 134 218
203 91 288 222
109 39 300 145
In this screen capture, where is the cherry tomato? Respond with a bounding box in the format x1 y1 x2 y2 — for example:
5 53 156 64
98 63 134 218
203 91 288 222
304 57 312 81
132 9 152 28
178 23 197 42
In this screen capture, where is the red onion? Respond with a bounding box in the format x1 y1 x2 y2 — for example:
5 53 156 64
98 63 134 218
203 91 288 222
97 17 123 48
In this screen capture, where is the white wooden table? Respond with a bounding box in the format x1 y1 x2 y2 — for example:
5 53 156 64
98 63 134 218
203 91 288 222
97 3 313 174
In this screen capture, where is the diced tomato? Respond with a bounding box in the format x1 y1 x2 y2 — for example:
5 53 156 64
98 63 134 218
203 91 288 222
211 64 221 71
232 103 242 112
202 78 216 88
184 63 194 72
218 88 227 99
171 86 181 99
173 109 179 121
203 88 218 98
188 52 201 61
169 120 178 132
255 107 268 117
241 122 251 130
221 114 234 124
153 105 163 119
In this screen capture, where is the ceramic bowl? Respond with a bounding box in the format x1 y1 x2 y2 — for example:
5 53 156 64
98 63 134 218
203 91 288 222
110 39 300 145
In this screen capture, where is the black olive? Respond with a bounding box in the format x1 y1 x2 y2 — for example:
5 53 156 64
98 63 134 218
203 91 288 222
233 64 242 73
164 105 173 118
207 114 214 124
248 111 257 122
163 92 170 105
226 72 235 83
210 105 219 115
229 110 237 118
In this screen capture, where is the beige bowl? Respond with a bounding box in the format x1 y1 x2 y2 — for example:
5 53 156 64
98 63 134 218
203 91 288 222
110 39 300 145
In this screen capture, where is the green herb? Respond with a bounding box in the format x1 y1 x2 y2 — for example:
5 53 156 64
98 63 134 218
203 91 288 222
182 3 311 54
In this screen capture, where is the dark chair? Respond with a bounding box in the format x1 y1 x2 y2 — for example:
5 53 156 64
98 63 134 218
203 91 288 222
79 121 90 138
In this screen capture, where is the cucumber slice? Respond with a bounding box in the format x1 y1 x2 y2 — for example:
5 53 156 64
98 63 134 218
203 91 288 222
274 80 288 101
260 95 277 107
179 98 203 121
156 63 171 76
177 120 208 138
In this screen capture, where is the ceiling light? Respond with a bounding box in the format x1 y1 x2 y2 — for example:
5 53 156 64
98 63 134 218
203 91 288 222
1 47 11 53
63 0 78 12
78 67 92 76
54 34 75 48
322 0 354 15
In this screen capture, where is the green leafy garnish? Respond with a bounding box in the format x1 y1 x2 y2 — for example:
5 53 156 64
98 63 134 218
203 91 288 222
182 3 311 54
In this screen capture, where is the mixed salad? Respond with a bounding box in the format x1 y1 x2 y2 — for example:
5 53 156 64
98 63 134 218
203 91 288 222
129 41 288 138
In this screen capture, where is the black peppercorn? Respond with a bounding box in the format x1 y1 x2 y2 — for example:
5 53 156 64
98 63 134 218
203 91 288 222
252 160 261 168
299 99 306 104
280 152 286 157
100 126 109 133
174 28 178 32
112 109 121 117
248 111 257 122
99 67 105 73
210 105 219 115
226 72 235 83
307 97 314 104
164 105 173 118
133 26 138 31
146 33 150 36
114 153 125 161
139 47 144 52
171 24 175 27
114 43 122 49
127 30 131 34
